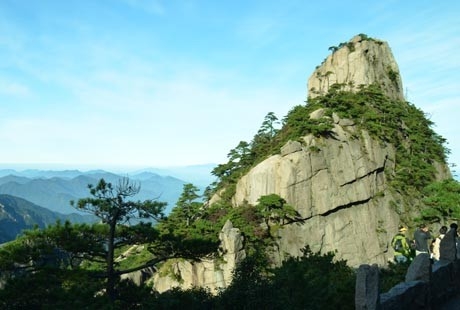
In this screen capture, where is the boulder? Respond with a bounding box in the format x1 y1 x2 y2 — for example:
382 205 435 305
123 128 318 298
355 264 381 310
405 253 431 282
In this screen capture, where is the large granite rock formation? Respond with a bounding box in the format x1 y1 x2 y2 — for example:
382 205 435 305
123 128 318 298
308 34 404 101
223 35 449 267
232 112 400 266
153 34 451 292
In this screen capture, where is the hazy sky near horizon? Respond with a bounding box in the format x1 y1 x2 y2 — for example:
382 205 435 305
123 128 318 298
1 0 459 172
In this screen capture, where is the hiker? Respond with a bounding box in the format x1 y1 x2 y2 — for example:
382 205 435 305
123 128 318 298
440 223 458 262
414 223 432 256
391 226 411 263
432 226 447 261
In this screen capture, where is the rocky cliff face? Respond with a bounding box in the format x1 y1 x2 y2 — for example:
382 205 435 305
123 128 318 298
308 35 404 101
152 34 451 292
233 113 399 266
230 35 449 267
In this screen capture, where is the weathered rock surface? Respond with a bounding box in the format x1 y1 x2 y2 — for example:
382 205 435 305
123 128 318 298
308 34 404 101
405 253 431 282
120 267 155 286
233 114 400 266
152 220 245 293
355 264 380 310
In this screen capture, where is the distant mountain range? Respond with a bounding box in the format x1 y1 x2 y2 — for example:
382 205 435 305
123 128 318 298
0 166 215 215
0 194 95 244
0 164 216 188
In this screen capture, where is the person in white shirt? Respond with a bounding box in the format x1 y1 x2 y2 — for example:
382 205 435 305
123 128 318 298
432 226 447 261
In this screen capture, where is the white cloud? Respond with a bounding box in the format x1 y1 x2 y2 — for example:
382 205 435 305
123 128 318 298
1 1 458 170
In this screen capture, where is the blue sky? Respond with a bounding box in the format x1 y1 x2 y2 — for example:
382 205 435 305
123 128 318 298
0 0 459 174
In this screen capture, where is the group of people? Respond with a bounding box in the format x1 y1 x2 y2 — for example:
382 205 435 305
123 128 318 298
391 223 459 263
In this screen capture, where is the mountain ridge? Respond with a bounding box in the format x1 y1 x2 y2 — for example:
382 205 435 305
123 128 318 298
0 194 95 244
0 167 214 215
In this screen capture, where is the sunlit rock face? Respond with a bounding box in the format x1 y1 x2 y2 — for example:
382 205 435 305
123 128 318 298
308 34 404 101
230 34 449 267
233 113 400 267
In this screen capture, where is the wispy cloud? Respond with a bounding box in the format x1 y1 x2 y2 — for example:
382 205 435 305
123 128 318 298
0 1 458 168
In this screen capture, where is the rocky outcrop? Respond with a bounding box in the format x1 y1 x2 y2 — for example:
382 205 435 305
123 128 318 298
359 259 460 309
308 34 404 101
233 112 400 266
152 220 246 293
154 34 451 293
120 267 155 286
226 34 450 268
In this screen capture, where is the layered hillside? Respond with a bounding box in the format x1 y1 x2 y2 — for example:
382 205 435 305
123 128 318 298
0 194 93 244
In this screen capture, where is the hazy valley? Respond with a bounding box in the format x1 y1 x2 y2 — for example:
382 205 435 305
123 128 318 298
0 165 215 243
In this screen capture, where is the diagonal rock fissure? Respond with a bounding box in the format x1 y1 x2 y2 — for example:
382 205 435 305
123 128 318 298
320 197 372 217
339 165 385 187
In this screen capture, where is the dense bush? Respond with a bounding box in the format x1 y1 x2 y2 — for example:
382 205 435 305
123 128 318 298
420 178 460 222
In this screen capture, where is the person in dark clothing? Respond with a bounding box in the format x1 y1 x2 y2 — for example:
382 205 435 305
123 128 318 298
414 223 432 255
440 223 458 262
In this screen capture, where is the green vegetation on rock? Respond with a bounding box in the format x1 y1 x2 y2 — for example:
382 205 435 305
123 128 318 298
209 83 448 200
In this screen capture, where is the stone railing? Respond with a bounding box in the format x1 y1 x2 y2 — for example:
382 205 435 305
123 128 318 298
355 254 460 309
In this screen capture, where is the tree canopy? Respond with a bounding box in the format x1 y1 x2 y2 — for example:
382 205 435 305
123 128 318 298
420 178 460 223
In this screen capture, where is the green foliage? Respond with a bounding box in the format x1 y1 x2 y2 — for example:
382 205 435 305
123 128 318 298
161 194 301 258
256 194 303 237
157 183 223 256
161 183 203 234
73 178 166 224
209 113 283 200
420 178 460 222
278 104 334 141
268 247 355 309
208 105 334 198
71 177 167 301
209 81 449 204
115 244 154 271
251 112 281 161
328 46 338 53
0 221 107 273
216 247 355 310
356 33 383 44
0 268 108 310
148 287 215 310
0 181 219 307
215 254 273 309
307 83 448 192
387 66 399 83
379 260 411 292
